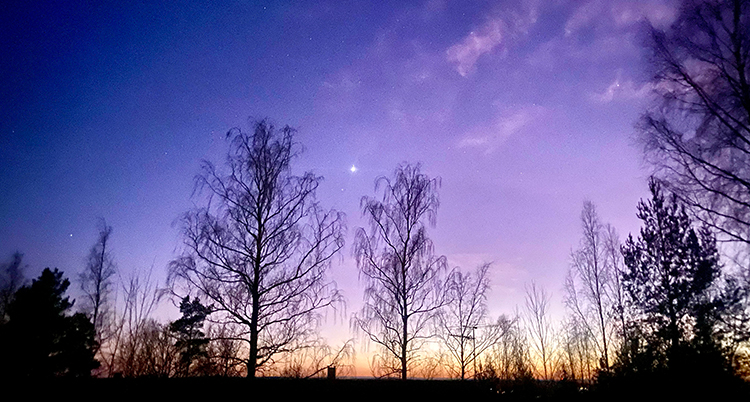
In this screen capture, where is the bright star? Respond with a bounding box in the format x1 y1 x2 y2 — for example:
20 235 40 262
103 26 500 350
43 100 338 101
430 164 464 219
350 165 357 173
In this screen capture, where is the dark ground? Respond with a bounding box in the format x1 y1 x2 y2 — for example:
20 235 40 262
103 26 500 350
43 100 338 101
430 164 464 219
14 376 750 401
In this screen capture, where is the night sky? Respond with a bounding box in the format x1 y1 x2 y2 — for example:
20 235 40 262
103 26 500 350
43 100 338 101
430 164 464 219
0 0 677 351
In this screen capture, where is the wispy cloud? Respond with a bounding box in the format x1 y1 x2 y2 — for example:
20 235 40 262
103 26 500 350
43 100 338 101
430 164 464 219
590 72 651 103
564 0 678 36
446 1 539 77
446 20 506 77
458 105 546 154
565 1 604 36
611 0 677 29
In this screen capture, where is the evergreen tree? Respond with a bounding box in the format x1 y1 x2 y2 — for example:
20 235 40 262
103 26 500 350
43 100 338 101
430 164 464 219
619 179 726 376
169 296 211 376
0 268 99 377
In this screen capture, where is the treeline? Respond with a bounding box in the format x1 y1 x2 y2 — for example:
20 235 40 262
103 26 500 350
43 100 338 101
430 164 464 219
1 0 750 396
1 140 748 387
0 249 244 378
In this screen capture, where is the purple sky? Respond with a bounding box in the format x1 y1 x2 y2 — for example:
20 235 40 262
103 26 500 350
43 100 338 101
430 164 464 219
1 0 677 347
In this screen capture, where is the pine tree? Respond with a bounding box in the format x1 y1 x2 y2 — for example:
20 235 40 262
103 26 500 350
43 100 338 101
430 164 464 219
0 268 99 377
169 296 211 376
620 179 724 374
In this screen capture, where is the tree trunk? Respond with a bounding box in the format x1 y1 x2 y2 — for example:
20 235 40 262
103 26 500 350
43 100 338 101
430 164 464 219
248 259 261 378
248 310 258 378
402 314 408 380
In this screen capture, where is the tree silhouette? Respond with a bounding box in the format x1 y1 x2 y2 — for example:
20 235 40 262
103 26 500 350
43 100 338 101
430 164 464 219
638 0 750 246
481 313 533 381
0 252 26 323
620 179 725 374
635 1 750 378
277 338 355 378
559 314 597 381
564 202 617 369
438 263 512 379
523 281 554 380
80 219 116 354
105 267 164 377
353 162 449 380
170 296 211 376
0 268 98 377
170 119 344 378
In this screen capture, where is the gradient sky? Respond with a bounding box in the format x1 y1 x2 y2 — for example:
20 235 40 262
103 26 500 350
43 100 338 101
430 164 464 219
1 0 678 356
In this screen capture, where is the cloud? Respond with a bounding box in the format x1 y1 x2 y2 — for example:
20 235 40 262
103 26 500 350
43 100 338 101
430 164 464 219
446 1 539 77
525 1 677 76
565 1 604 36
564 0 678 36
458 105 546 154
321 71 360 92
590 72 652 103
446 20 506 77
612 0 677 29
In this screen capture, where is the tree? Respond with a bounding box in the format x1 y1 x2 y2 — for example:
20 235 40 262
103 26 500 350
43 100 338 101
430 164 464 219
0 252 26 323
564 202 616 369
0 268 98 377
620 179 724 372
604 225 629 351
353 162 449 380
523 281 554 380
438 263 512 379
277 339 355 378
169 119 344 378
481 313 533 381
117 319 177 378
638 0 750 246
559 314 597 381
204 323 245 376
169 296 211 377
80 219 116 351
105 266 163 377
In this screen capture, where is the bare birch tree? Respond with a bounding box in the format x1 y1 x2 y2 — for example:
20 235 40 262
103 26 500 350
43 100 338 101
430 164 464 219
638 0 750 246
80 219 117 353
524 281 554 380
559 315 597 381
483 313 533 381
353 162 449 380
438 263 512 379
114 268 164 377
170 119 344 378
564 202 615 369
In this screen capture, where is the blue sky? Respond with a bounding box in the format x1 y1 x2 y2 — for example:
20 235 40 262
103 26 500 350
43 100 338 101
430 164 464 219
0 0 678 349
